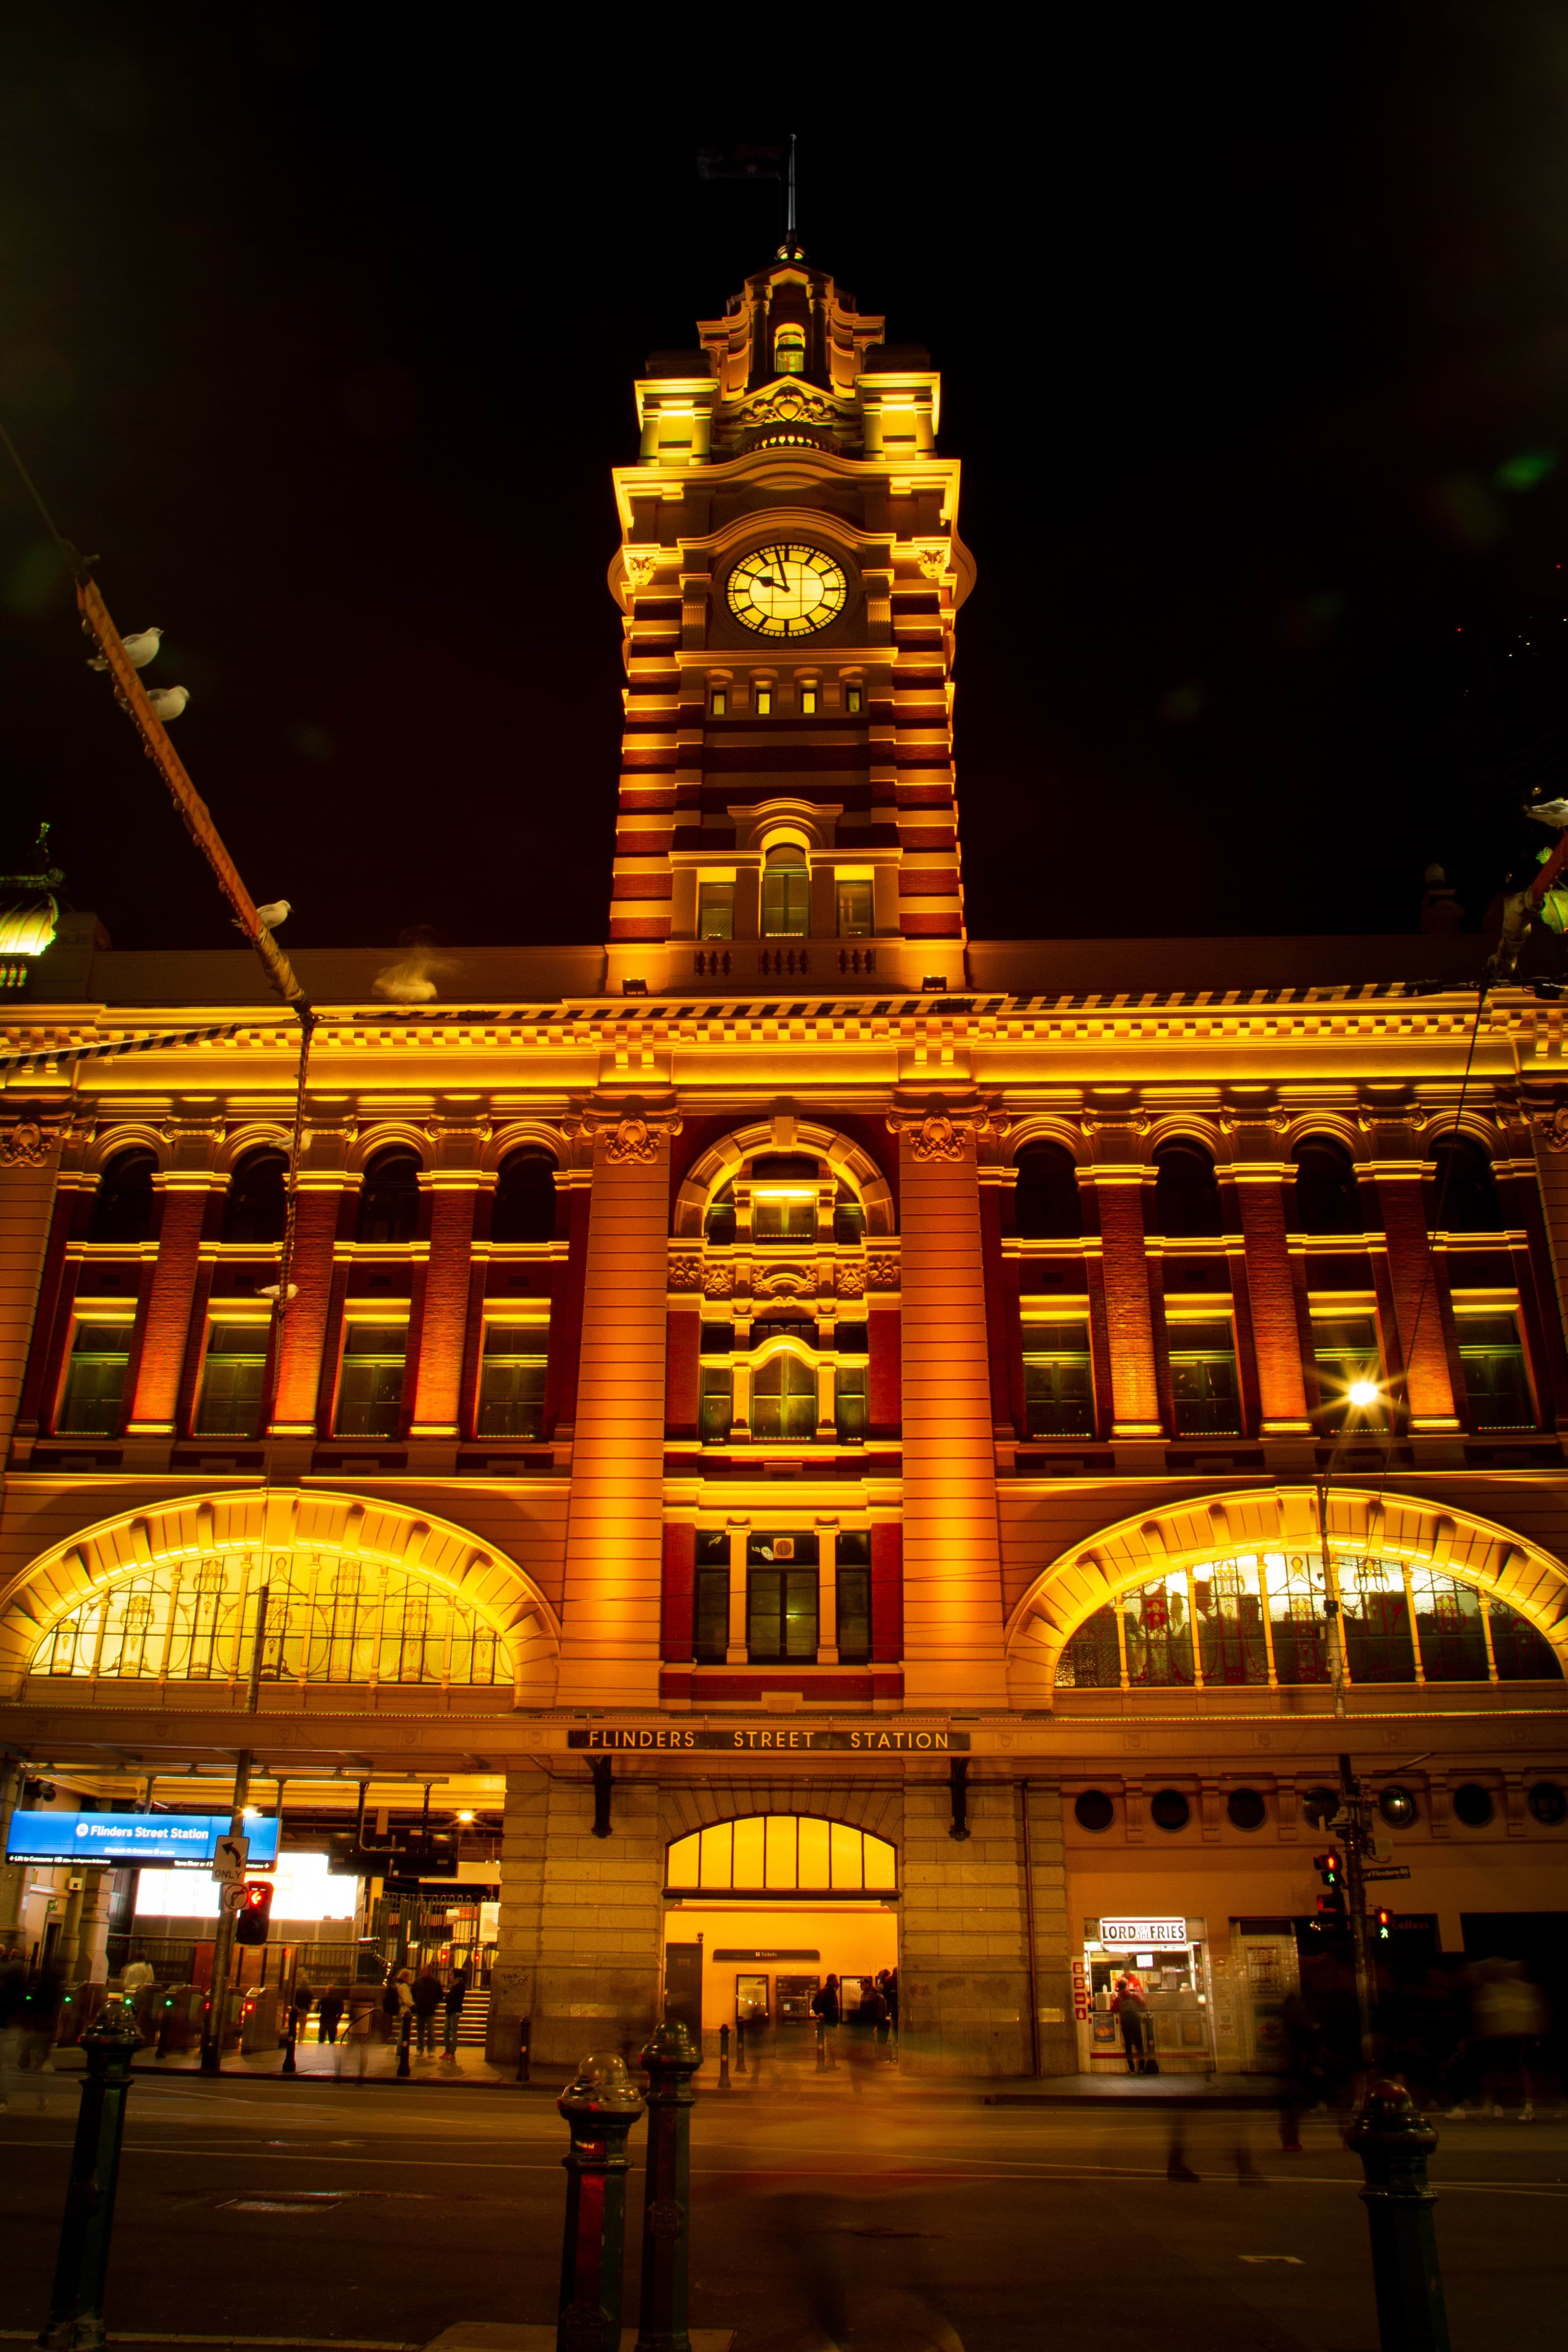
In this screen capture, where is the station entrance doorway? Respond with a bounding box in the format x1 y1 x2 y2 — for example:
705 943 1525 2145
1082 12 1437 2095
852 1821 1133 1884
661 1813 900 2072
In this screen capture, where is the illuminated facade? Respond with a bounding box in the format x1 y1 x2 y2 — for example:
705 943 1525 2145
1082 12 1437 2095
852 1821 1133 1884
1 247 1567 2076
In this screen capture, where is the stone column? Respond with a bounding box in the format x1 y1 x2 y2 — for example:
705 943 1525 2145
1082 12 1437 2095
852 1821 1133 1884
558 1101 678 1707
410 1167 479 1438
900 1771 1032 2078
1023 1783 1077 2077
0 1760 26 1942
0 1117 65 1462
76 1867 114 1983
1083 1119 1161 1436
1228 1120 1311 1431
126 1165 217 1435
487 1768 547 2065
1368 1116 1459 1429
891 1097 1007 1709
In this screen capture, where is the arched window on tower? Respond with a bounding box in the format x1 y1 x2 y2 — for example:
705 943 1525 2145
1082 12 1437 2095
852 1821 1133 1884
1292 1137 1363 1236
1150 1140 1223 1237
761 843 810 936
750 1351 819 1442
1429 1135 1503 1234
773 323 805 376
222 1148 287 1245
491 1147 558 1244
1014 1142 1082 1238
89 1147 157 1244
356 1148 422 1245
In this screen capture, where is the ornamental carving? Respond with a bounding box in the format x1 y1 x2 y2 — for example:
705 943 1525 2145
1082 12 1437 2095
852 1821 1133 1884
605 1117 657 1165
1533 1106 1568 1153
702 1264 735 1299
914 543 949 581
1080 1111 1151 1139
757 1266 813 1298
867 1256 901 1291
668 1257 702 1291
742 383 839 428
0 1119 50 1168
835 1262 866 1298
624 551 659 591
909 1113 965 1163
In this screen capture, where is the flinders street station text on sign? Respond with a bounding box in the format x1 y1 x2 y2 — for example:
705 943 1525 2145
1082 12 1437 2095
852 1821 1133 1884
566 1727 971 1752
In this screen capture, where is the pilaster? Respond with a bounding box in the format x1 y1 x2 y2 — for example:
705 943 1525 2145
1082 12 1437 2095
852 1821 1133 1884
1083 1118 1161 1436
1367 1116 1460 1430
126 1160 218 1435
1227 1119 1311 1431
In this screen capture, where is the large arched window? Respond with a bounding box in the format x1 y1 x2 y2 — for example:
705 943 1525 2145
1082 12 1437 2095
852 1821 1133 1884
666 1815 896 1892
773 324 806 376
751 1351 819 1441
356 1148 421 1245
28 1550 510 1687
1150 1140 1223 1237
761 842 809 936
89 1147 156 1244
1015 1142 1081 1239
491 1148 557 1244
222 1148 287 1245
1293 1137 1363 1236
1429 1136 1503 1234
1052 1550 1561 1691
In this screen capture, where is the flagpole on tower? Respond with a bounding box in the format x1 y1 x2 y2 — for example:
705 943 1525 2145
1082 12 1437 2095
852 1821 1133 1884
787 132 797 241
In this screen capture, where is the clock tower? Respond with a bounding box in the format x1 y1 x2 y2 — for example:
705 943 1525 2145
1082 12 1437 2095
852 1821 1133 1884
606 247 976 992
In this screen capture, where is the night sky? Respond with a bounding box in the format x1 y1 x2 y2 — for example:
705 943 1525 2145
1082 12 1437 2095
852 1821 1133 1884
6 14 1568 957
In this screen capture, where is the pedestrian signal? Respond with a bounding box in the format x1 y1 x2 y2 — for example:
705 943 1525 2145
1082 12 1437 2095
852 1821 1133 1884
235 1878 273 1946
1313 1850 1344 1888
1375 1907 1393 1942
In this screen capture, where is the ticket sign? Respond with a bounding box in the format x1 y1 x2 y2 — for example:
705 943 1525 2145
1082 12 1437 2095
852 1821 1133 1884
6 1811 280 1871
1097 1918 1188 1948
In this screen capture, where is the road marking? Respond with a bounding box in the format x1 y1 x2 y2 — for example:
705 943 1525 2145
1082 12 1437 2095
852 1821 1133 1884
1240 2255 1304 2264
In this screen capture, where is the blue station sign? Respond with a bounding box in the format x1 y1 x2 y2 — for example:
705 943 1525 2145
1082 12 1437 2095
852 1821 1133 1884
5 1810 280 1870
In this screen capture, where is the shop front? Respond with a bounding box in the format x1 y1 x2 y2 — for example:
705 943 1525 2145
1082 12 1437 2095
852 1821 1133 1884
1075 1915 1216 2074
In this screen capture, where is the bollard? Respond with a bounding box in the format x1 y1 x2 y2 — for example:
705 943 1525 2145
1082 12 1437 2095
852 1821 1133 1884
556 2050 645 2352
39 2000 141 2352
281 2006 298 2078
517 2017 532 2085
734 2017 746 2076
716 2025 730 2095
635 2020 699 2352
815 2018 825 2074
1346 2079 1451 2352
396 2010 412 2080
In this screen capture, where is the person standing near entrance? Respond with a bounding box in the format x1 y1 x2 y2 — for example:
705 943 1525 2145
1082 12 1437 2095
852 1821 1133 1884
811 1975 841 2067
412 1965 442 2057
1111 1968 1150 2074
443 1964 469 2061
317 1985 345 2047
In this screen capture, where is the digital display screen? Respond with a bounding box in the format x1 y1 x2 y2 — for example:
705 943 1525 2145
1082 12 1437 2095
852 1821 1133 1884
6 1810 280 1871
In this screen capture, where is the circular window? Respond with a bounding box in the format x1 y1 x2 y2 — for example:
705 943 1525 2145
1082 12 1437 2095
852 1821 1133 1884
1378 1785 1419 1830
1302 1786 1341 1829
1528 1781 1567 1827
1226 1788 1266 1831
1150 1789 1191 1833
1074 1790 1115 1833
1452 1782 1495 1829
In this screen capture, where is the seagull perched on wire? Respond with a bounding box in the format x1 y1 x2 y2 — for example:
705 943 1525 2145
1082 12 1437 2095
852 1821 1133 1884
257 1281 298 1303
146 685 189 722
255 899 292 930
1526 797 1568 829
87 626 161 672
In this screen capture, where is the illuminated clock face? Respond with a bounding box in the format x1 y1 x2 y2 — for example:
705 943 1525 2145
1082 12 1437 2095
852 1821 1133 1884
726 543 849 638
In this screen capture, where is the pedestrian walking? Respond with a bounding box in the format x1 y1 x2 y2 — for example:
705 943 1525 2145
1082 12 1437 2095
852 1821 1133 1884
442 1964 469 2061
0 1946 26 2110
346 1997 376 2078
863 1976 891 2060
412 1965 442 2057
1111 1968 1151 2074
291 1975 315 2048
811 1974 841 2068
121 1956 154 1996
317 1985 345 2047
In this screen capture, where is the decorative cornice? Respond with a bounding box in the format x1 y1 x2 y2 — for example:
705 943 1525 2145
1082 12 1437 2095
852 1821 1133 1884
887 1091 1007 1162
569 1093 683 1166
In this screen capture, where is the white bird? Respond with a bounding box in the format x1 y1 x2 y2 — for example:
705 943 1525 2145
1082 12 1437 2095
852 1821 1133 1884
257 1281 298 1303
146 685 189 722
1527 798 1568 829
255 900 292 930
87 626 161 672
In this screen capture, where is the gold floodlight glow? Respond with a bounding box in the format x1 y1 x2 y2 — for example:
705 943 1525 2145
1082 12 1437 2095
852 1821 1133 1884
1347 1379 1382 1411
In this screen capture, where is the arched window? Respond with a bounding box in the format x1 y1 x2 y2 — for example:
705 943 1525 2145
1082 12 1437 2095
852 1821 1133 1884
761 842 809 936
222 1148 287 1245
773 323 806 376
1429 1135 1503 1234
89 1147 156 1244
491 1147 557 1244
1052 1550 1563 1690
704 1181 737 1246
1293 1137 1362 1236
1014 1142 1081 1238
27 1550 509 1687
356 1148 421 1245
1150 1140 1223 1237
751 1351 819 1441
666 1815 896 1891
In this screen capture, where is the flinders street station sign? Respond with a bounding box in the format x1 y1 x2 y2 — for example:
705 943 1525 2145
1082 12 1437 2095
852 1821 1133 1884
566 1726 971 1752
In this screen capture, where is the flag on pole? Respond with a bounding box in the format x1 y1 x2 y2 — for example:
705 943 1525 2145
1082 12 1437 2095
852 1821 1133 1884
696 143 784 181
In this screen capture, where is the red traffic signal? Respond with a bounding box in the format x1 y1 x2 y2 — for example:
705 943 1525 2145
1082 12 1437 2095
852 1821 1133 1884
235 1878 274 1947
1313 1850 1344 1888
1375 1906 1393 1941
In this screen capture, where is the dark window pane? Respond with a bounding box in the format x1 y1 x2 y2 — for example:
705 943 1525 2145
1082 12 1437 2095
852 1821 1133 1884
335 1324 407 1436
1429 1140 1502 1233
1293 1142 1363 1235
59 1326 130 1434
761 859 809 935
694 1567 729 1663
196 1323 268 1437
833 1197 866 1245
1015 1144 1081 1239
1457 1316 1533 1429
492 1149 557 1243
704 1186 737 1245
834 1323 868 1353
1490 1600 1564 1680
699 1366 733 1443
223 1150 287 1245
1340 1569 1416 1683
836 1531 871 1566
356 1150 421 1245
1055 1603 1119 1688
836 1565 871 1661
90 1148 156 1244
834 1365 867 1443
699 1323 734 1354
751 1353 818 1440
1151 1144 1223 1238
477 1329 546 1438
746 1566 817 1661
1411 1572 1488 1682
1023 1325 1093 1435
1169 1323 1240 1435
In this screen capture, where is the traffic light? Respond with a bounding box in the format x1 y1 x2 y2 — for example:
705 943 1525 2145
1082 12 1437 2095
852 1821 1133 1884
235 1878 273 1947
1313 1851 1347 1928
1375 1906 1393 1942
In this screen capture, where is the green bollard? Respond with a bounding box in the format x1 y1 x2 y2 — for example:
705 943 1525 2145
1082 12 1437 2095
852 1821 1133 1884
1346 2079 1451 2352
39 2000 142 2352
716 2025 730 2094
557 2052 645 2352
396 2011 411 2080
635 2021 700 2352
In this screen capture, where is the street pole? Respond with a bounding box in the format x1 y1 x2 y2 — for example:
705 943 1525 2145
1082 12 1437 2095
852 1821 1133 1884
39 2004 141 2352
1339 1752 1377 2074
635 2021 699 2352
556 2052 645 2352
1348 2081 1452 2352
197 1747 252 2078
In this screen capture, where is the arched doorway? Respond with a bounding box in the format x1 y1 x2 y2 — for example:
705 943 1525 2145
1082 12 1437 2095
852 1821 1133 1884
662 1813 899 2068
